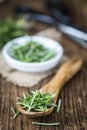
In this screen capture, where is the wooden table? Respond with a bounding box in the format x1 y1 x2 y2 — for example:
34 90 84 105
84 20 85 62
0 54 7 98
0 0 87 130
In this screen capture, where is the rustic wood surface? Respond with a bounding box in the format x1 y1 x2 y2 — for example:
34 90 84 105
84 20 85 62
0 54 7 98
0 0 87 130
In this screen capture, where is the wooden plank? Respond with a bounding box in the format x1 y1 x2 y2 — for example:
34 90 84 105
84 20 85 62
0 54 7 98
0 42 87 130
9 84 17 130
0 79 10 130
0 0 87 130
0 75 3 130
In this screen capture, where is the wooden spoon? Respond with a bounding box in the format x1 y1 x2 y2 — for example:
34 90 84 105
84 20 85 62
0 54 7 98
17 57 83 117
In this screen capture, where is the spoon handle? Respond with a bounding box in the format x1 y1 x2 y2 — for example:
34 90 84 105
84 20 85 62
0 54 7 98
42 57 83 95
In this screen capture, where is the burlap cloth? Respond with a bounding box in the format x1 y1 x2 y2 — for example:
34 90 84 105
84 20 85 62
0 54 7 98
0 28 68 87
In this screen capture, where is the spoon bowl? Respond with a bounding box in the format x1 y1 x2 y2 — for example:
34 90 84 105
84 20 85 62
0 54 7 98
17 57 83 117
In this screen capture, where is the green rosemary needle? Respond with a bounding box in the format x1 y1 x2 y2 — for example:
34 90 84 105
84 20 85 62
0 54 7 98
57 99 62 113
32 122 60 126
28 90 38 112
11 107 20 119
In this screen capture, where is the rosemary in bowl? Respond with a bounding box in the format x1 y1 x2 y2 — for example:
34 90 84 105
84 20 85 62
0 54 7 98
3 36 63 72
11 40 56 63
17 90 56 112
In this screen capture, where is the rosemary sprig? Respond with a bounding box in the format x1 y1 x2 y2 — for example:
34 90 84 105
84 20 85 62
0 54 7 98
57 99 62 113
32 122 60 126
11 107 20 119
0 19 27 49
11 41 56 62
28 90 38 112
17 90 56 112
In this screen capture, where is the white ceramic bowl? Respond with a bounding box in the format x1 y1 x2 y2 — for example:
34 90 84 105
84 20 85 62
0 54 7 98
3 36 63 72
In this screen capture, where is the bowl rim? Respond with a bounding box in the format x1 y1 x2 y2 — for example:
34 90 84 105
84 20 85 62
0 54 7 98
3 36 64 66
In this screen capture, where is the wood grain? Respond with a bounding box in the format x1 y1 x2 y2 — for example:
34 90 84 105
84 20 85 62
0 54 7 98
0 0 87 130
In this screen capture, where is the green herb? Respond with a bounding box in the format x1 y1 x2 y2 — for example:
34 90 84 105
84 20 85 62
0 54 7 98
0 19 27 49
11 107 20 119
17 90 56 112
57 99 62 113
11 41 56 62
32 122 60 126
28 90 38 112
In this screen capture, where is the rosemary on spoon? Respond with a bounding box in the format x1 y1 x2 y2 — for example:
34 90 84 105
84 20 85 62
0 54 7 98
11 90 62 125
17 90 56 112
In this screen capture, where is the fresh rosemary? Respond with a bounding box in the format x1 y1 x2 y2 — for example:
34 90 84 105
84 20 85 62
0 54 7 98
17 90 56 112
0 19 27 49
11 90 62 122
11 107 20 119
11 41 56 62
32 122 60 126
57 99 62 113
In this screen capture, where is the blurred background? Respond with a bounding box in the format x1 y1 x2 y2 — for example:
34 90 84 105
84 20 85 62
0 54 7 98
0 0 87 29
0 0 87 49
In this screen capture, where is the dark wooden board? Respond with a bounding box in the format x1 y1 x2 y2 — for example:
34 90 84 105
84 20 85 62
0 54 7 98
0 0 87 130
0 34 87 130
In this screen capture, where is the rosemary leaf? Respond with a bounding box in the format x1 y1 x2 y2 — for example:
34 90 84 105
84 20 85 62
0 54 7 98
23 93 27 99
57 99 62 113
28 90 38 112
11 107 20 119
32 122 60 126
